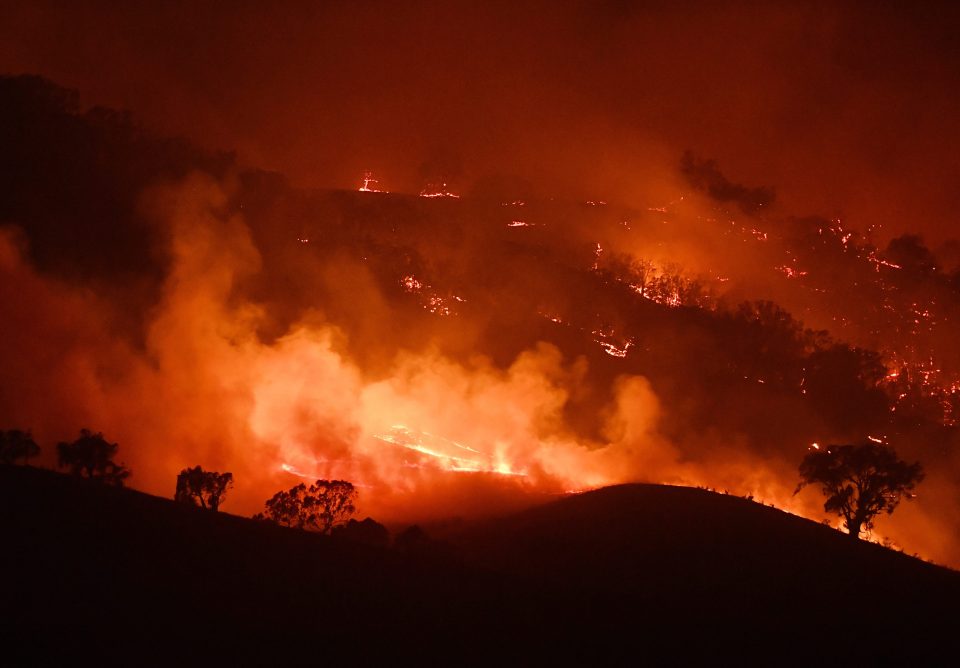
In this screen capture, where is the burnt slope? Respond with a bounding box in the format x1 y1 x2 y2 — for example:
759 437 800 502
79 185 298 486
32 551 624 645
2 466 957 665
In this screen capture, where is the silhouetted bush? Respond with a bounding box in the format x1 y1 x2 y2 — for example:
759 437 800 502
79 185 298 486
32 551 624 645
0 429 40 465
332 517 390 548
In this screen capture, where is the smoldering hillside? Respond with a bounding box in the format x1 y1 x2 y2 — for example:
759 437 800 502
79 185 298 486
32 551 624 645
2 75 960 566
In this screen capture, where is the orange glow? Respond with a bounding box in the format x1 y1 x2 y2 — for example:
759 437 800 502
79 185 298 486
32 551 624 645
2 165 958 567
4 3 960 587
358 170 386 193
419 182 460 198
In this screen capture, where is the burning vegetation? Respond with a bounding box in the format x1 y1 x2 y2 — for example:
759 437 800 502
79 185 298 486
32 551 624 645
2 75 960 566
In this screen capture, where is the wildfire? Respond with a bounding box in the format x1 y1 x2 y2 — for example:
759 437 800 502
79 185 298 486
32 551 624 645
538 311 567 325
592 242 603 271
776 265 808 279
400 274 465 316
597 340 632 358
419 182 460 198
866 251 902 271
372 425 527 476
401 275 423 292
358 171 386 193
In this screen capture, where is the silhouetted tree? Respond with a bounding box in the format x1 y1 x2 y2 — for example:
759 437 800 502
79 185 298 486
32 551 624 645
332 517 390 548
255 479 356 533
885 234 936 276
56 429 131 486
0 429 40 465
175 466 233 511
795 442 924 539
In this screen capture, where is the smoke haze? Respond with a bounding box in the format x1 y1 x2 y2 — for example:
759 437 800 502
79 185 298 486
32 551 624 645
2 3 960 567
2 1 959 241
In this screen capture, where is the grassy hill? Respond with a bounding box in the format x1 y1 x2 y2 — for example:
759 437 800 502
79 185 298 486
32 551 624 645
2 465 957 665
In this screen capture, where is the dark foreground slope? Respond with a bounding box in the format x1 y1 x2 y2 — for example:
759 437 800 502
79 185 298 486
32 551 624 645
450 485 960 657
2 466 958 665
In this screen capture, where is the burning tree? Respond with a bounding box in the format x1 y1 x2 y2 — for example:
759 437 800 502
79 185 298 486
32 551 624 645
57 429 131 486
0 429 40 465
358 170 384 193
795 442 924 539
254 479 356 533
174 465 233 511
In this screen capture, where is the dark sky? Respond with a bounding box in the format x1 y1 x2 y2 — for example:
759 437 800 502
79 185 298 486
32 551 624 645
2 0 959 242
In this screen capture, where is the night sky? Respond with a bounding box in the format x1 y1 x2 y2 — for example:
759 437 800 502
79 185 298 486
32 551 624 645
3 1 959 242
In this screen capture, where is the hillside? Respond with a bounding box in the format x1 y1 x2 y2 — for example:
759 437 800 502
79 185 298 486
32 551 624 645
2 465 957 664
5 75 960 566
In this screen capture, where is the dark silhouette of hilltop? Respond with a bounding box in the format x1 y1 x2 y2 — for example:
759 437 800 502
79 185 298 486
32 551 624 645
450 485 959 652
2 466 957 665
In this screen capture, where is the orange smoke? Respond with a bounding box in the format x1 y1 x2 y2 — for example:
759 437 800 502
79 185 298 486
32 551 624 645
0 174 953 567
0 176 670 519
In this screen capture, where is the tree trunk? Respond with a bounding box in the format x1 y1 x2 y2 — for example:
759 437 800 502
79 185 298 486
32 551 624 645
846 519 862 539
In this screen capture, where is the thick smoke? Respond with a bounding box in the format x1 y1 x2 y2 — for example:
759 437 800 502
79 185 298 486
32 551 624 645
3 159 959 563
0 175 680 521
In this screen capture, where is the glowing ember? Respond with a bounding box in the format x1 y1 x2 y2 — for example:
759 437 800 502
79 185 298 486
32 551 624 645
419 182 460 198
539 311 567 325
401 275 423 292
400 274 464 316
867 251 902 271
776 265 808 279
358 170 387 193
598 340 632 358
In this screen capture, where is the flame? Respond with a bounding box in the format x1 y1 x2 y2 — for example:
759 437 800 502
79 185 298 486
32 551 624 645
2 174 958 566
358 171 387 193
419 182 460 198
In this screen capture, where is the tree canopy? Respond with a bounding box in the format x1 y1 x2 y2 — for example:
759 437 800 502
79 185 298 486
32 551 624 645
0 429 40 465
56 429 131 486
795 442 924 539
255 479 356 533
175 466 233 511
332 517 390 548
